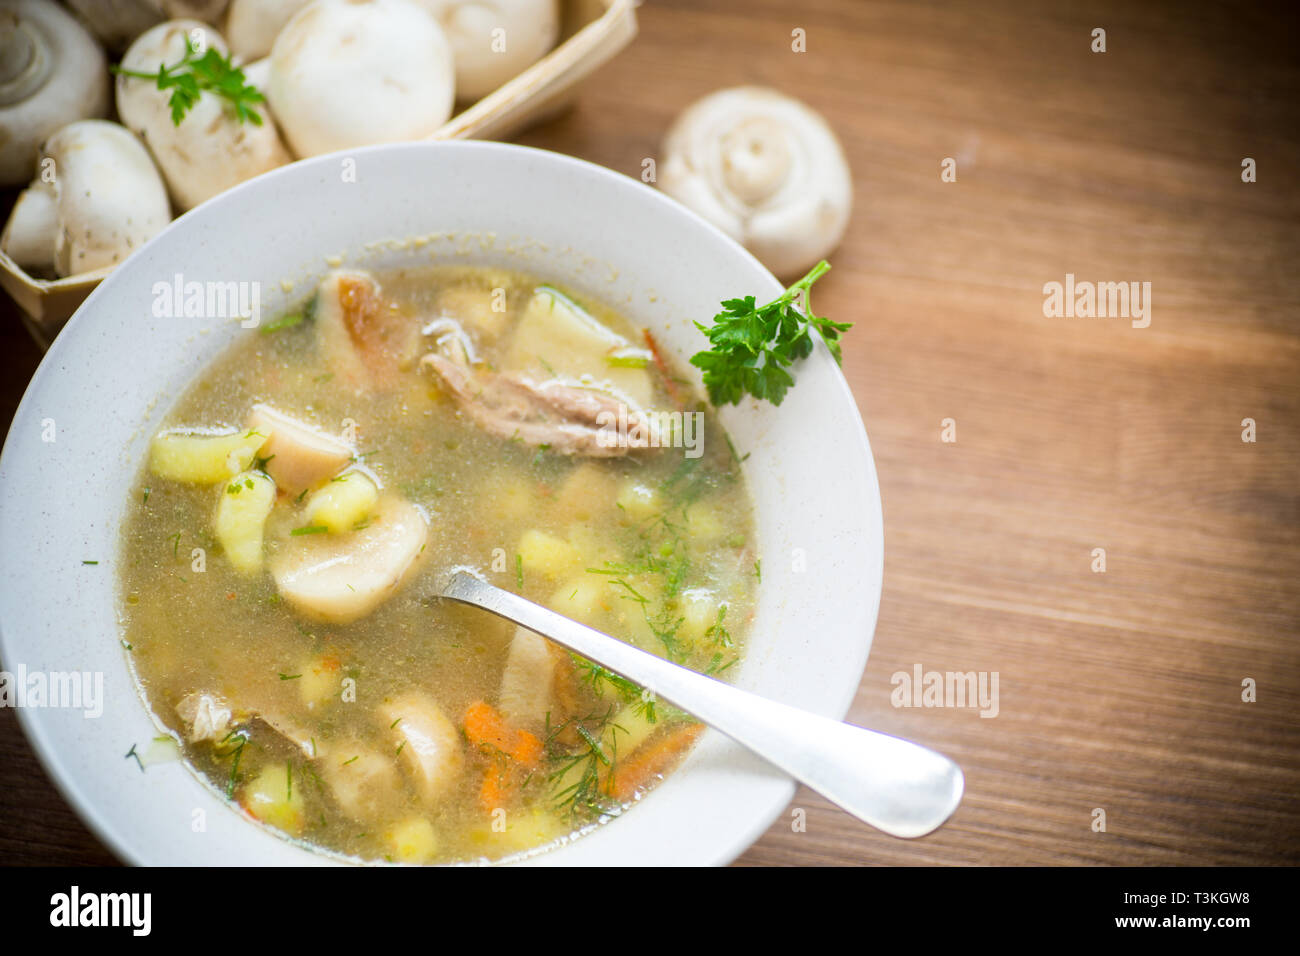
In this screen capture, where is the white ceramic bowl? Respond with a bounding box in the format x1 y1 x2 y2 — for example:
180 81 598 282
0 141 883 865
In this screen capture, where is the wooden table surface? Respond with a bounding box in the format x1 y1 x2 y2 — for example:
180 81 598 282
2 0 1297 867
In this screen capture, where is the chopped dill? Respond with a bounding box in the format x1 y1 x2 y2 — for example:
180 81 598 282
704 605 733 648
704 653 739 676
261 312 304 334
574 724 610 766
221 730 250 799
545 706 622 819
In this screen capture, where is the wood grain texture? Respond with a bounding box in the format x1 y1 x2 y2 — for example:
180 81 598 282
1 0 1297 866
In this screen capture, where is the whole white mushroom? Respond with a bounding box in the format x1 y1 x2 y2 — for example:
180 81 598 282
268 0 455 158
658 86 853 279
1 120 171 277
116 19 291 211
0 0 110 186
415 0 558 102
224 0 311 61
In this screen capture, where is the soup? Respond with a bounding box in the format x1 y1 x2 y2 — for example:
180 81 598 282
117 264 757 863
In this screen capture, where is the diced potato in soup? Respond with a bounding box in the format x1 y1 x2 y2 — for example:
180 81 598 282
213 469 278 574
301 471 379 533
118 265 756 864
149 428 270 484
506 285 655 408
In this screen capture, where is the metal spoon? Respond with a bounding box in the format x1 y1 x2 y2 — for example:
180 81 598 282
441 571 964 839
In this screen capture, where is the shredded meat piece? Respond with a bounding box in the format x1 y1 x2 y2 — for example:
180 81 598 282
419 322 655 457
176 692 232 744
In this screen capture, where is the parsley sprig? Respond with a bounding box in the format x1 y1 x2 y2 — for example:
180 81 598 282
689 260 850 406
112 36 265 127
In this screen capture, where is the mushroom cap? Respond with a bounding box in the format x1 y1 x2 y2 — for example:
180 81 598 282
62 0 165 53
268 0 455 158
415 0 558 102
0 0 110 186
224 0 311 61
116 19 291 211
161 0 230 21
0 119 171 277
658 86 853 278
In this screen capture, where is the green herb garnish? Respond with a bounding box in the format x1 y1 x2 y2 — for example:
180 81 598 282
704 605 733 647
112 35 266 127
606 351 650 369
261 312 304 334
290 525 329 536
223 731 249 799
689 260 849 406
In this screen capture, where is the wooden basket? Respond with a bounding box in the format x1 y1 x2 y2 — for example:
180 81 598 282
0 0 637 350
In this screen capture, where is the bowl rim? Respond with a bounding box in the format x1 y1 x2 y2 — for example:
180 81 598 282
0 139 884 866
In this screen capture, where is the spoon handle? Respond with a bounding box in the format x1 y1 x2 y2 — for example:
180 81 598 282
441 571 964 839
